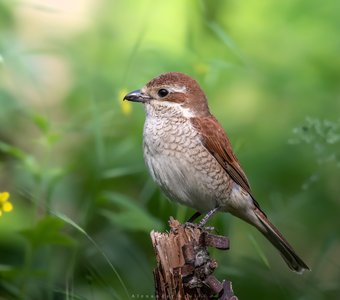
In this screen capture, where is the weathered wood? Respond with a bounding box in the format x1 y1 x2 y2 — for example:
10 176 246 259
150 217 238 299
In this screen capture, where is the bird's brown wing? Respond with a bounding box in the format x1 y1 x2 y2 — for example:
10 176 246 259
190 116 261 209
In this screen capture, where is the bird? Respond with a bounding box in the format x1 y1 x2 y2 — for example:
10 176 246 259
123 72 310 273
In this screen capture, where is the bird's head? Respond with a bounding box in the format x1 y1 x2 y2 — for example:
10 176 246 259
124 72 210 117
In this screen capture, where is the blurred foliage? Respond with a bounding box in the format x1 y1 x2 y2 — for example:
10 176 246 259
0 0 339 299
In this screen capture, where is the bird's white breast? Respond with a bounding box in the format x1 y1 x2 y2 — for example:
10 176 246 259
142 102 231 213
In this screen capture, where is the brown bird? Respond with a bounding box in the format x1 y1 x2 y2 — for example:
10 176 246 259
124 72 309 273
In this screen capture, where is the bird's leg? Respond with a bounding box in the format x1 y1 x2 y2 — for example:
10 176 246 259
198 207 220 228
187 211 202 223
184 212 202 229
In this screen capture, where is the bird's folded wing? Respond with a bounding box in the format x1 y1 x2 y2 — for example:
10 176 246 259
190 116 261 209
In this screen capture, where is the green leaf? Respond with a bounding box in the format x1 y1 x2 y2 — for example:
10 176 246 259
207 21 247 65
20 216 75 249
46 131 61 145
0 264 13 272
32 113 50 133
0 1 15 29
54 213 87 235
100 192 163 233
54 212 130 299
0 141 26 160
0 141 40 176
101 166 143 179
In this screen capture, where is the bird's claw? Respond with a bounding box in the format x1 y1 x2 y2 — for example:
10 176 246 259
183 222 214 232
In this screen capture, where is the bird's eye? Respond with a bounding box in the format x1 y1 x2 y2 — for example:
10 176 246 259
157 89 169 98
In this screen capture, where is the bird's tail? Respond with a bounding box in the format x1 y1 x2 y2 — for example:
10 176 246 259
253 208 310 274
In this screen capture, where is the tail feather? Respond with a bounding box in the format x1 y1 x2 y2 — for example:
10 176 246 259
254 208 310 274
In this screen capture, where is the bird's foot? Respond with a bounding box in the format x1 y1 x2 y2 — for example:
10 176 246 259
183 208 220 231
183 221 197 229
202 225 215 232
183 221 215 232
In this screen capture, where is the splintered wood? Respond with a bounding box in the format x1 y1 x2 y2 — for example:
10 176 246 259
150 218 238 300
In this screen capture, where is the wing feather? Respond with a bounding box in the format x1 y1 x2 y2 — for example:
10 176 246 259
191 116 262 210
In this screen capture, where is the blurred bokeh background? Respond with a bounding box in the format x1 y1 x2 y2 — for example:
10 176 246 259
0 0 339 299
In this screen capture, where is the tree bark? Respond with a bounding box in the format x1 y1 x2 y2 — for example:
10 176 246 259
150 217 238 299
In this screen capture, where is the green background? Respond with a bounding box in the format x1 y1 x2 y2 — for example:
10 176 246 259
0 0 339 299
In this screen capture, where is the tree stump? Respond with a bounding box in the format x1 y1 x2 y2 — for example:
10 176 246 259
150 217 238 299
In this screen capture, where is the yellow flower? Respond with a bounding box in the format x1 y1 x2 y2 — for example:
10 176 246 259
118 89 132 116
0 192 13 216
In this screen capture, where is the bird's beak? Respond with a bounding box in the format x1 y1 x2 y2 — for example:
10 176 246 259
123 89 151 103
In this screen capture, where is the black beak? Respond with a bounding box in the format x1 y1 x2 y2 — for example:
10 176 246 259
123 89 151 103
